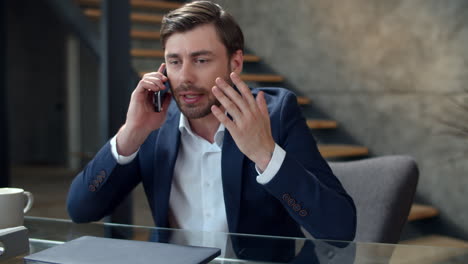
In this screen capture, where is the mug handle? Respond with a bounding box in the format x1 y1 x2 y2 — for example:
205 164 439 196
23 191 34 214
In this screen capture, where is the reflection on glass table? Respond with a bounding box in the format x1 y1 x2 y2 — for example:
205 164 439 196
2 216 468 264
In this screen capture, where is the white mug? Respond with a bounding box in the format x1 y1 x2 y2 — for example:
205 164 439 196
0 188 34 229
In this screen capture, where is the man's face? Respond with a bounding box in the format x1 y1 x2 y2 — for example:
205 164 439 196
164 24 240 119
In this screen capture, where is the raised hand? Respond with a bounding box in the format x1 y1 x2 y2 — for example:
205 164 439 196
211 72 275 171
116 63 172 156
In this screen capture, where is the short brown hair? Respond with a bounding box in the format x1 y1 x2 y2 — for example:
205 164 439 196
160 1 244 57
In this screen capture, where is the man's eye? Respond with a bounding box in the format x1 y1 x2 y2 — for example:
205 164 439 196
196 59 208 64
168 60 180 65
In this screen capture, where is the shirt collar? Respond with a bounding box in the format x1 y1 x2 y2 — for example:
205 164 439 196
178 114 225 148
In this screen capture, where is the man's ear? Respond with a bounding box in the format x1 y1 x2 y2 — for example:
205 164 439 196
230 49 244 74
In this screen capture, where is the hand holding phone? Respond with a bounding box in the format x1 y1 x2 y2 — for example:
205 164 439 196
117 64 170 156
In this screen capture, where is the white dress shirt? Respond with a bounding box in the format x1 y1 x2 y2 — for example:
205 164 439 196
109 114 286 238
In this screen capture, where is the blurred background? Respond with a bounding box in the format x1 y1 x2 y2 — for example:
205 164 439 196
2 0 468 247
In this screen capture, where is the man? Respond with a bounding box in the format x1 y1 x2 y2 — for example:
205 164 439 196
67 1 356 243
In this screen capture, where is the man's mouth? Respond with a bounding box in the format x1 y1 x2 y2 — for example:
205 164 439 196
181 93 203 104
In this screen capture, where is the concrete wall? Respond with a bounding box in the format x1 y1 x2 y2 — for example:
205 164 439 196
216 0 468 238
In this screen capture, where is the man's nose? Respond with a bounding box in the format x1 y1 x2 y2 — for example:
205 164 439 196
179 62 196 84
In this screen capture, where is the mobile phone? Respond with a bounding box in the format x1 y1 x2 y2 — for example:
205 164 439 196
153 91 162 112
153 69 169 112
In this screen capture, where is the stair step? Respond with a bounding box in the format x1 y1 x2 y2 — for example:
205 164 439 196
132 30 160 40
391 235 468 263
408 204 439 221
78 0 182 10
307 120 337 129
297 97 311 105
241 73 284 83
133 49 164 58
84 9 163 24
318 145 369 159
401 235 468 248
133 49 261 62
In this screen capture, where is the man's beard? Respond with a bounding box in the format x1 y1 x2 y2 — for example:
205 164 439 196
172 73 233 119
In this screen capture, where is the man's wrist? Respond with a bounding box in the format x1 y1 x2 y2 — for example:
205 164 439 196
253 142 276 172
116 124 147 156
255 152 273 173
256 144 286 184
110 135 139 165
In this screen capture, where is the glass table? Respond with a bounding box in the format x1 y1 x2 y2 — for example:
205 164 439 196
2 216 468 263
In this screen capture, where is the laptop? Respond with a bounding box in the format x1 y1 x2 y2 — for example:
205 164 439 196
24 236 221 264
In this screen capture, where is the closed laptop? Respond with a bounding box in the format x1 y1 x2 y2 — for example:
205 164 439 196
24 236 221 264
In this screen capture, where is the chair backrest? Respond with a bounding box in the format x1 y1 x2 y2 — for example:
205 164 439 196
329 155 419 243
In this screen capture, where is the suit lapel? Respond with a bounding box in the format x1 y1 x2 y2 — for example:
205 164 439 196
153 104 181 227
221 130 244 233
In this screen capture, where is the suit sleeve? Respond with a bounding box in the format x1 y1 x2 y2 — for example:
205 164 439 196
66 141 142 223
262 91 357 241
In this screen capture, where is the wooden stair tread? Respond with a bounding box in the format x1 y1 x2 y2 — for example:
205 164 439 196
131 30 160 40
242 54 261 63
78 0 182 10
84 9 164 24
133 49 165 58
297 96 311 105
307 120 337 129
133 49 261 62
401 235 468 248
390 235 468 263
318 145 369 158
408 204 439 221
241 73 284 83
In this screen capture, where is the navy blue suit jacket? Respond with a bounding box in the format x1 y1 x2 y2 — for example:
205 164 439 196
67 87 356 242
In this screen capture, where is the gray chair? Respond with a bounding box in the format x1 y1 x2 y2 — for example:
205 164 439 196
329 155 419 243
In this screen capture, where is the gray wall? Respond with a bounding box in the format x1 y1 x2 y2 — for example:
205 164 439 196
217 0 468 238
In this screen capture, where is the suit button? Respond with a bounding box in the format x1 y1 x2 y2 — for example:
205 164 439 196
299 210 308 217
99 170 106 177
97 175 104 183
282 194 290 201
288 198 295 207
293 204 301 212
88 185 96 192
93 179 100 187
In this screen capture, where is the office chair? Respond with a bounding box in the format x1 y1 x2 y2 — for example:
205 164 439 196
329 155 419 243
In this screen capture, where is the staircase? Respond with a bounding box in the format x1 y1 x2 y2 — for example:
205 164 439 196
75 0 442 242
